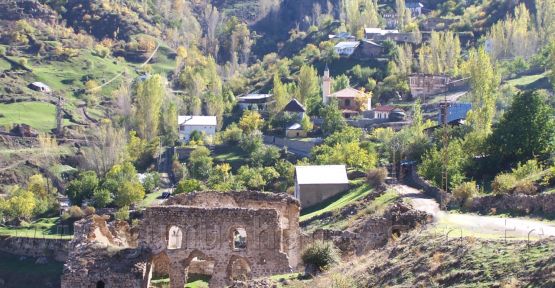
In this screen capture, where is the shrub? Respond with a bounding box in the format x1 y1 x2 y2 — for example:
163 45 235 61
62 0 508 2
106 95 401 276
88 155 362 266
511 159 542 180
174 179 202 194
512 180 537 195
115 206 130 221
94 44 110 58
366 167 387 187
452 181 478 202
83 206 96 216
301 242 339 272
67 206 85 219
492 173 517 195
541 166 555 187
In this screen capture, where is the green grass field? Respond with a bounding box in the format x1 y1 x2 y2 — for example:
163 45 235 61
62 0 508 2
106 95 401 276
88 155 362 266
0 102 73 132
0 217 73 239
300 182 373 222
505 71 548 87
213 145 249 171
0 251 63 288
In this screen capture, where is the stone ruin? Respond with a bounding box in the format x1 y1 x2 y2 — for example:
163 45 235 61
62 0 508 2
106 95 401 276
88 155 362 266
61 191 301 288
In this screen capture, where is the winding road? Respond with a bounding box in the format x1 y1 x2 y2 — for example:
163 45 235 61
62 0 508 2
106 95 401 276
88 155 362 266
394 184 555 239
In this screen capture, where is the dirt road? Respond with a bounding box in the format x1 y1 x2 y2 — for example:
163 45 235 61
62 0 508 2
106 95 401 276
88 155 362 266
394 184 555 238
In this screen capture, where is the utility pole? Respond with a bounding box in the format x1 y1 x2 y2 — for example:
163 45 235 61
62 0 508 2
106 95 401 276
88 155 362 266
440 95 449 193
56 93 64 137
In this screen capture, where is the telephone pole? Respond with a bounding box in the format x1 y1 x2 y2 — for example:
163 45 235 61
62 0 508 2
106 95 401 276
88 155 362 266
439 95 449 193
56 93 64 137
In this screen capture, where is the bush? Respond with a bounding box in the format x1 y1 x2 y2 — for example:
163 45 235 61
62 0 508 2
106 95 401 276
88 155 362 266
83 206 96 216
67 206 85 219
512 180 538 195
366 167 387 187
301 242 339 272
115 206 130 221
175 179 202 194
511 159 542 180
452 181 478 202
541 167 555 187
492 173 517 195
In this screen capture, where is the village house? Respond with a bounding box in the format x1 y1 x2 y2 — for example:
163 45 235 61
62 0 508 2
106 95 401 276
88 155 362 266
373 105 405 121
282 98 307 138
354 39 385 58
408 74 451 98
237 93 274 111
364 27 399 40
28 81 51 93
406 2 424 17
364 27 421 44
334 41 360 57
438 102 472 125
294 165 349 208
322 67 371 118
178 115 217 142
382 13 399 29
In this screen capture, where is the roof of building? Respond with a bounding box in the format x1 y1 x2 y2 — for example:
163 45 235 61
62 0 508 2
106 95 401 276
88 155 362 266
329 87 363 98
374 105 398 112
283 98 306 113
178 115 217 126
334 41 360 49
287 123 302 130
364 27 399 35
30 82 50 90
362 39 383 47
295 165 349 185
237 94 273 101
406 2 424 8
329 32 355 39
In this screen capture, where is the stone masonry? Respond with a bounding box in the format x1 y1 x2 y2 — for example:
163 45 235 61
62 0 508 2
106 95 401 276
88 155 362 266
62 191 301 288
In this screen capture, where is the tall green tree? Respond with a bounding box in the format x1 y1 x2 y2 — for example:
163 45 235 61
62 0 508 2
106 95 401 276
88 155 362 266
135 74 165 139
321 100 346 135
271 73 290 114
297 65 320 105
462 48 499 135
488 90 555 168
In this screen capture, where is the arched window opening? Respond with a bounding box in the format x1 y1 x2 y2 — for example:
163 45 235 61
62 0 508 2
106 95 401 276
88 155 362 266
227 257 252 281
168 226 183 249
232 228 247 250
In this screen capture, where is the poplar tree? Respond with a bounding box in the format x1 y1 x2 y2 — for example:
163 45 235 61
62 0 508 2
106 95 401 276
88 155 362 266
135 74 164 139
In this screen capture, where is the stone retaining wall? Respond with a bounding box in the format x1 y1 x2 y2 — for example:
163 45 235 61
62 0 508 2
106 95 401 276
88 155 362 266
0 236 70 262
468 193 555 216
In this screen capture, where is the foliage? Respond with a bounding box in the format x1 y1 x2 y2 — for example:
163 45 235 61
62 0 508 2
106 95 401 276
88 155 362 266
487 91 555 168
492 173 518 195
250 145 280 167
115 206 130 221
134 74 165 140
66 206 85 220
366 167 387 187
92 188 112 208
175 179 203 194
142 172 160 193
452 181 478 202
301 242 339 272
417 31 461 75
462 48 499 134
238 110 263 134
418 140 469 190
222 123 243 144
188 146 213 180
66 171 99 206
314 141 377 171
104 162 145 207
301 114 314 133
239 130 263 154
320 101 346 136
297 64 320 109
344 0 379 37
271 73 290 114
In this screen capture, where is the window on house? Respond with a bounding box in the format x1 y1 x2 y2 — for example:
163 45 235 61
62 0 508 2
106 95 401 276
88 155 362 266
345 99 351 106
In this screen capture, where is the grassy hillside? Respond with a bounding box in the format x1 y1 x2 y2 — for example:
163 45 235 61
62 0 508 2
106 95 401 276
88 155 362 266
0 102 73 132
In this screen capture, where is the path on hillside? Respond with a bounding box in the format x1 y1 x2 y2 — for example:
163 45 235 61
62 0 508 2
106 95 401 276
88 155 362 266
394 184 555 238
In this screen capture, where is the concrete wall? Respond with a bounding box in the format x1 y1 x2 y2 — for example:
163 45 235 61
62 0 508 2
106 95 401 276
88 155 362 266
0 236 69 262
296 183 349 209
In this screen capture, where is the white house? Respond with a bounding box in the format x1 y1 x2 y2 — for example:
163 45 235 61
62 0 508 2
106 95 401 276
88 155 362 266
334 41 360 57
294 165 349 208
178 115 217 142
406 2 424 17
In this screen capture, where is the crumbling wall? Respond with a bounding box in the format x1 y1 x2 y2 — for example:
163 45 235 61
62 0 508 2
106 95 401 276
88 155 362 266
0 236 69 261
469 193 555 216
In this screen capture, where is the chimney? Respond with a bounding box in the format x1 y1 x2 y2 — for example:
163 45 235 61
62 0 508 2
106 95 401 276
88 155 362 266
322 65 331 105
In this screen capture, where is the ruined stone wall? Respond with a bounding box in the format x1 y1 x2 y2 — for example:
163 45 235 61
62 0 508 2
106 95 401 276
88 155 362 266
140 206 294 287
0 236 69 261
468 193 555 216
